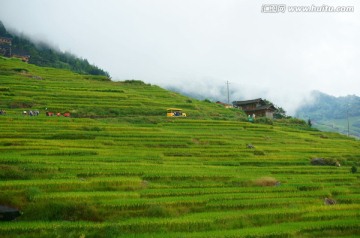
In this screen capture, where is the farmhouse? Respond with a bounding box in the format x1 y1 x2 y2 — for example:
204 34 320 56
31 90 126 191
0 37 11 44
233 98 276 119
0 36 12 57
0 37 30 62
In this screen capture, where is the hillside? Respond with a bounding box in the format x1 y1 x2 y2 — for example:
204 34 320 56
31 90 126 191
296 91 360 138
0 59 359 237
0 57 244 121
0 21 109 77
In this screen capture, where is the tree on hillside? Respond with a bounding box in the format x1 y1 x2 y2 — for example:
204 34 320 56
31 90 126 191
0 21 6 36
263 99 288 119
307 119 312 127
0 21 11 38
273 106 287 119
0 21 110 78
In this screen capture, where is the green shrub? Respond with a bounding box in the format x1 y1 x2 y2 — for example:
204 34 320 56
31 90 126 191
310 158 340 166
307 119 312 127
0 87 10 91
81 126 102 131
12 68 29 73
122 80 147 85
255 117 273 125
351 166 357 173
253 177 279 187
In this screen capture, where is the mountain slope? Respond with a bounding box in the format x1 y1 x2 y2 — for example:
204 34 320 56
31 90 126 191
0 57 245 121
0 59 359 237
0 21 109 77
296 91 360 137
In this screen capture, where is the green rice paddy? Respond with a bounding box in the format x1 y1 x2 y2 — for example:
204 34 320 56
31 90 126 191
0 57 359 237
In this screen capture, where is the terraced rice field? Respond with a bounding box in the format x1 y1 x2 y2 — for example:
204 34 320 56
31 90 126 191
0 57 359 237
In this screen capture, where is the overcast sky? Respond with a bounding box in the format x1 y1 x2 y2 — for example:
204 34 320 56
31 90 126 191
0 0 359 114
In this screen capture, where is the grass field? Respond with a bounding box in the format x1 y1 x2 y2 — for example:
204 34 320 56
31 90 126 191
313 116 360 138
0 57 359 237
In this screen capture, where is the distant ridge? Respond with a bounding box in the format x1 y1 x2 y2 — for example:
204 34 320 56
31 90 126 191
0 20 110 78
296 90 360 137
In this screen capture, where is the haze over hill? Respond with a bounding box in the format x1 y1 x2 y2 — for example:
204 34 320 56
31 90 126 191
296 91 360 137
0 21 109 77
1 0 359 115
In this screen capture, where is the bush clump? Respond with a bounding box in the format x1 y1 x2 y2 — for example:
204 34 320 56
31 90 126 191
255 117 273 125
0 87 10 92
351 166 357 173
310 158 340 167
253 177 279 187
122 80 147 85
